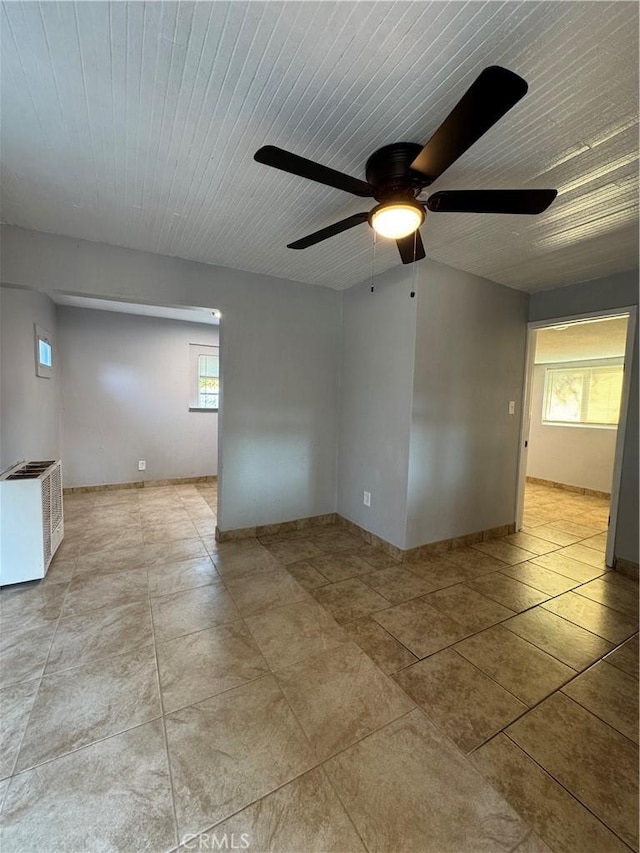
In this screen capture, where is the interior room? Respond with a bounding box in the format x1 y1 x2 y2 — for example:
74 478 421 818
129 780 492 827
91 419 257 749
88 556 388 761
0 2 638 852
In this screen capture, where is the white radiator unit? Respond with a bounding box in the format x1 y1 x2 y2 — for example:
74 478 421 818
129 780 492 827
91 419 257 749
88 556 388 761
0 460 64 586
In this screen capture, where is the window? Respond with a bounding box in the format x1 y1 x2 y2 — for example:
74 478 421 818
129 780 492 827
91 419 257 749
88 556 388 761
543 361 623 427
189 344 219 411
34 324 53 378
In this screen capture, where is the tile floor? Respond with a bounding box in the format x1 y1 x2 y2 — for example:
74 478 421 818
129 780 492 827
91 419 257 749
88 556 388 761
0 482 637 852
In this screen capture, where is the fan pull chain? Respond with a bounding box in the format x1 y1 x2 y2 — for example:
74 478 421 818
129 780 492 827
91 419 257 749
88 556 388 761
410 230 417 298
370 230 377 293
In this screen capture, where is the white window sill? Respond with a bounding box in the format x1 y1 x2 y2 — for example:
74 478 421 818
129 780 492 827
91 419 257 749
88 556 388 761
541 421 617 430
189 407 219 413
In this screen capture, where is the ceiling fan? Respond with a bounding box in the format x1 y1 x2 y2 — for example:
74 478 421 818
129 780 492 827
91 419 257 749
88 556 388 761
254 66 557 264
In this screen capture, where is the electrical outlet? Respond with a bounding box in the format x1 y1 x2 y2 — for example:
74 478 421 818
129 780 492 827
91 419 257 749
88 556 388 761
508 401 516 415
138 460 146 471
363 491 371 507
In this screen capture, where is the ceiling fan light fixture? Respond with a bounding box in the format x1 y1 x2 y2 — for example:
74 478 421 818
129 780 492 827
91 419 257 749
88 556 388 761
370 201 424 239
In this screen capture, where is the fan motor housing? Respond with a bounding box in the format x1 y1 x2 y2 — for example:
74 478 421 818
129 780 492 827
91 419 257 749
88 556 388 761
365 142 427 201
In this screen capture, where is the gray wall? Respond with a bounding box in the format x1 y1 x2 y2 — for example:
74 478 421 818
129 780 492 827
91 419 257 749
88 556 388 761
529 270 639 565
1 226 342 531
337 265 417 549
0 286 61 470
58 307 218 487
527 362 618 493
406 262 528 549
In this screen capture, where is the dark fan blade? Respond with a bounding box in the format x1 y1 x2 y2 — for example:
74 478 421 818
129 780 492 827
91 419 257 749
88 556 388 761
288 212 369 249
410 67 528 183
396 230 426 264
255 146 373 197
427 189 557 214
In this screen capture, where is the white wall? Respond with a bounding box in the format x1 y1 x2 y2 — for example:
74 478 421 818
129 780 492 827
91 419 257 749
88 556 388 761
1 226 342 531
406 262 528 549
0 286 61 470
337 259 528 552
526 362 617 493
58 307 219 487
529 270 639 566
337 266 417 549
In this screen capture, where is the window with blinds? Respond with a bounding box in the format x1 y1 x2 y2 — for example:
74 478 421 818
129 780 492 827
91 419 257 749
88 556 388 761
197 353 219 408
543 362 623 427
189 344 219 410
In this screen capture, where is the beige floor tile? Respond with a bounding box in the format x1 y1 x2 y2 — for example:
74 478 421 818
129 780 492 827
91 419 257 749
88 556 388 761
562 660 639 743
443 547 508 574
455 625 576 706
308 551 374 583
16 646 161 772
245 599 346 670
575 575 639 620
151 582 240 641
522 524 584 546
165 675 314 839
473 733 630 853
144 537 209 567
393 649 526 753
211 547 281 581
504 608 613 671
147 555 219 598
0 621 57 688
404 556 469 589
581 532 608 552
224 567 309 616
501 562 579 595
502 532 559 555
372 596 471 658
541 592 637 644
311 530 366 554
286 560 330 589
425 583 515 632
264 538 325 564
363 564 438 604
43 559 77 585
468 572 552 612
61 568 148 617
0 680 39 779
157 621 268 713
74 544 149 578
193 518 218 537
537 518 603 539
0 582 68 631
142 519 199 544
0 719 176 852
605 634 639 679
324 710 529 853
353 544 400 570
139 506 192 525
311 577 389 624
512 831 553 852
507 692 639 850
473 540 536 566
276 642 413 759
183 767 366 853
557 543 608 569
57 526 145 559
343 617 418 674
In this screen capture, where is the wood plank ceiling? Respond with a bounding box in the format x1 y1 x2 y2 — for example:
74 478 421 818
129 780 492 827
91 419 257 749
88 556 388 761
1 1 638 291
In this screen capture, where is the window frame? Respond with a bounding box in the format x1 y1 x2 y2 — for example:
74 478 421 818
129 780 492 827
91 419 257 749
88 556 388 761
541 358 624 429
188 343 219 412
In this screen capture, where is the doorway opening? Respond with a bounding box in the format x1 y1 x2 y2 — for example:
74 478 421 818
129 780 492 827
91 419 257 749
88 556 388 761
50 292 223 526
516 308 636 568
